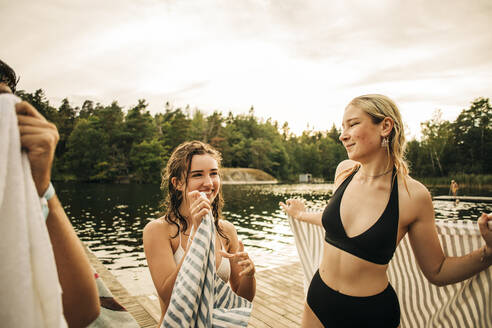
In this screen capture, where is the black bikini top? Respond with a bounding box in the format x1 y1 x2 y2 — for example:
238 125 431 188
322 166 399 265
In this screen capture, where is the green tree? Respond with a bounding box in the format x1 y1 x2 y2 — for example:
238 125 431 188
125 99 155 145
79 100 95 119
420 109 452 176
157 104 191 151
188 109 208 142
452 98 492 174
129 139 169 183
66 118 111 181
16 89 58 123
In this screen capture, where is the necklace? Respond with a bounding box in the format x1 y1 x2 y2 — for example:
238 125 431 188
359 168 393 178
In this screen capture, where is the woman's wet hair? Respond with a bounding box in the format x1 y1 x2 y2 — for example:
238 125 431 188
348 94 409 176
0 59 19 93
160 140 226 239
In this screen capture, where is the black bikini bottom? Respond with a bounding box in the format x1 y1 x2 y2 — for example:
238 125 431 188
307 270 400 327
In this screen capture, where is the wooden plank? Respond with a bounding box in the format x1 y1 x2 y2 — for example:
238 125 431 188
88 242 305 328
85 246 158 328
248 262 304 327
433 195 492 203
136 295 161 323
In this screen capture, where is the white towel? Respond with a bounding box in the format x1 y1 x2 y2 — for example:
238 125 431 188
288 215 492 328
162 211 252 328
0 94 66 327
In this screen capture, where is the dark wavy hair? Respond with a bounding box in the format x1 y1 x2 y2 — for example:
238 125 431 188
0 59 19 93
160 140 226 240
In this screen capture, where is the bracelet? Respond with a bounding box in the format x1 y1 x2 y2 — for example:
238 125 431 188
40 182 55 221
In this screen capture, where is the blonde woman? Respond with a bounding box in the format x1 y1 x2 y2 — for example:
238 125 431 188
281 94 492 327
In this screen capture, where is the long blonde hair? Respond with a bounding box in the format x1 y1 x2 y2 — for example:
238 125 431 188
348 94 409 177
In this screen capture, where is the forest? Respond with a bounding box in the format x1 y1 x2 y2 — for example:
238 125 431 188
16 89 492 184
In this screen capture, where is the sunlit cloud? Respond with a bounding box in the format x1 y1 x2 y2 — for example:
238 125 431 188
1 0 491 139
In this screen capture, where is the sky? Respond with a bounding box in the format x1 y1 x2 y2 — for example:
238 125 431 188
2 0 492 139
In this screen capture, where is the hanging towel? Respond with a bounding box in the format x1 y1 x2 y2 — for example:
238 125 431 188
162 210 252 328
0 94 66 327
288 214 492 328
287 210 324 294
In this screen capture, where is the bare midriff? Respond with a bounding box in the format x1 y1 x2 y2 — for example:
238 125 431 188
318 242 389 297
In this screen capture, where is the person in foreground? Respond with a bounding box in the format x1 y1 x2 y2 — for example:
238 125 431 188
1 60 99 327
143 141 256 326
280 94 492 328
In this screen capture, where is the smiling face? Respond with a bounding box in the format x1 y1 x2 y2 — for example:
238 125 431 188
164 141 225 229
179 154 221 204
339 105 384 162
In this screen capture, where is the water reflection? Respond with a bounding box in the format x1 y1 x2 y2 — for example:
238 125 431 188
221 184 333 250
55 182 491 294
57 183 162 271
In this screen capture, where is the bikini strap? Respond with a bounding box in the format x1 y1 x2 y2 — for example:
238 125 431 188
218 236 225 251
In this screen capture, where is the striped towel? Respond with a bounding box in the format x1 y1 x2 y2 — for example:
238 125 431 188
162 212 252 328
288 216 492 328
287 211 324 294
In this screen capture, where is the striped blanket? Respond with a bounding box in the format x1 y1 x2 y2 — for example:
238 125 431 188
162 212 252 328
288 215 492 328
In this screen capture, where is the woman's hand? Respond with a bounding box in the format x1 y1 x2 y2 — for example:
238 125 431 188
279 198 306 221
220 241 255 278
478 213 492 255
188 191 212 228
16 101 59 196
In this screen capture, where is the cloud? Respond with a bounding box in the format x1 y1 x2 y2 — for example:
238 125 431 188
1 0 491 138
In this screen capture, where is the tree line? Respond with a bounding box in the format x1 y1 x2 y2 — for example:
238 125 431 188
16 89 491 183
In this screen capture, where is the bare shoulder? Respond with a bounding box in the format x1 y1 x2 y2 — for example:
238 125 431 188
218 219 237 237
401 175 432 203
335 159 358 176
218 219 239 250
334 160 360 186
399 175 434 225
143 216 175 241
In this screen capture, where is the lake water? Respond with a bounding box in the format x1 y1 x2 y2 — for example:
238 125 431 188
55 182 492 295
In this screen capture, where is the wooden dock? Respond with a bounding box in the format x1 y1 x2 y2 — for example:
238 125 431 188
433 195 492 203
135 262 305 327
85 247 158 328
87 245 305 327
249 262 304 327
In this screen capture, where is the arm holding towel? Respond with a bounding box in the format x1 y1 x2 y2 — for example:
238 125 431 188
16 100 100 327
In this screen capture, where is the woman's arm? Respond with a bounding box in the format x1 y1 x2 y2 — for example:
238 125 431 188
16 100 100 327
220 221 256 302
279 199 323 226
408 185 491 286
143 220 191 314
46 196 100 327
144 192 212 314
279 160 360 226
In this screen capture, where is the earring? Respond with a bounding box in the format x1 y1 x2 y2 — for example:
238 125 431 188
381 136 389 148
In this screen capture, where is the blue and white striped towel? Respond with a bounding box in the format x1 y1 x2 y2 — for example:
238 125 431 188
162 211 252 328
